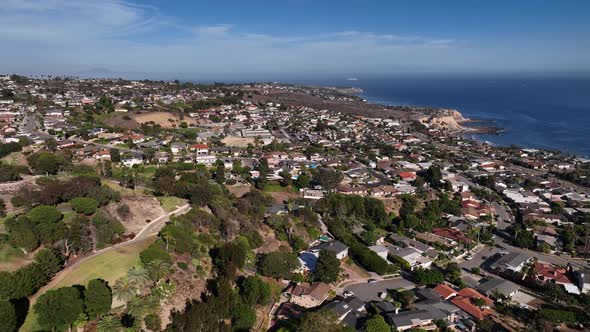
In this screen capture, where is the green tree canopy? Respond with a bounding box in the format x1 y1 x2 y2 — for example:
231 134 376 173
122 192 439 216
363 315 391 332
35 286 85 331
29 205 63 225
84 279 112 319
0 301 17 332
314 250 341 283
70 197 98 215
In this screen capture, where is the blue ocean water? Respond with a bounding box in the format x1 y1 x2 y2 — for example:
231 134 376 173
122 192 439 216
293 77 590 157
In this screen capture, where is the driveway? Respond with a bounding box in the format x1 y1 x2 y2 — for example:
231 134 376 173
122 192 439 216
342 278 415 302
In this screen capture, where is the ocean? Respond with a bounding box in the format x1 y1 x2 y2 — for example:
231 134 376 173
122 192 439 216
290 76 590 157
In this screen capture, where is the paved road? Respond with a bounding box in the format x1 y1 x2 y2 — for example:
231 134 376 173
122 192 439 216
28 204 191 304
492 201 513 231
341 278 415 302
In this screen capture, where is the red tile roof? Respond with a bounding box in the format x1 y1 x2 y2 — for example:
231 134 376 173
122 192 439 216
433 284 457 299
533 262 573 285
450 288 493 320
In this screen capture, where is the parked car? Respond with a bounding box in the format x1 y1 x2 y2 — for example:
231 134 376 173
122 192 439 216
368 278 378 284
343 291 354 298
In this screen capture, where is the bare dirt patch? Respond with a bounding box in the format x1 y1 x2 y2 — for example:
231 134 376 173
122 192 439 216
222 135 255 147
105 196 165 234
133 111 199 128
227 184 252 198
255 225 290 254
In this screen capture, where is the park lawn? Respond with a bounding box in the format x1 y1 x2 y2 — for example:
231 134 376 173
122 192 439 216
0 243 26 266
20 237 155 332
158 196 186 212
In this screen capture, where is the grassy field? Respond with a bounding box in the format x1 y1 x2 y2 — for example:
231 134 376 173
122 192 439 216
263 183 295 193
158 196 186 212
20 237 155 332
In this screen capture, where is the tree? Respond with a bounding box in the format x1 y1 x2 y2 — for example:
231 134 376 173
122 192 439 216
232 303 256 332
314 250 341 283
315 168 343 192
363 315 390 332
110 149 121 163
84 279 112 319
413 268 444 286
96 314 122 332
0 198 5 218
294 172 311 189
113 276 138 302
144 313 162 331
0 301 17 332
35 286 85 332
70 197 98 215
146 260 171 282
279 170 292 187
29 205 63 225
5 216 39 253
127 265 150 289
258 252 299 279
297 310 347 332
33 152 60 174
239 276 271 306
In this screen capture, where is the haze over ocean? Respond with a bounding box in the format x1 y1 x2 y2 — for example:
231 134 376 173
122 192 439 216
289 76 590 157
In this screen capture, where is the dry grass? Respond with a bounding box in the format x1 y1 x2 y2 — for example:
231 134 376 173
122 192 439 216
221 135 255 147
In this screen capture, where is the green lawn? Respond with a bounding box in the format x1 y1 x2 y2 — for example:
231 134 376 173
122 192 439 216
263 183 294 193
20 237 155 332
158 196 186 212
0 243 26 265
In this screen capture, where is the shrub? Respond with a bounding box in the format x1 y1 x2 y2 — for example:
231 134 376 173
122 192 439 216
177 262 188 270
70 197 98 215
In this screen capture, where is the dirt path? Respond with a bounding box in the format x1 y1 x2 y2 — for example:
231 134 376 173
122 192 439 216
28 204 191 304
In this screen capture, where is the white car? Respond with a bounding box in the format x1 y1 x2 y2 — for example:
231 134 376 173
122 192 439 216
343 291 354 298
465 255 474 261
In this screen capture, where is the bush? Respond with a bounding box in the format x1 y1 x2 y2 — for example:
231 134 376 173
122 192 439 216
70 197 98 215
144 313 161 331
140 242 172 265
177 262 188 270
539 308 576 324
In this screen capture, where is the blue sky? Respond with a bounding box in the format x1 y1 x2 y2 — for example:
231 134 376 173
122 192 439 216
0 0 589 79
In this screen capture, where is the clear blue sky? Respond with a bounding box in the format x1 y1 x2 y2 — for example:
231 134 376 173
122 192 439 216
1 0 589 79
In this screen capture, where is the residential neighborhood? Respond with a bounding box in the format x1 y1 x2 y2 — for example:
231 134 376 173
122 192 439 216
1 74 590 331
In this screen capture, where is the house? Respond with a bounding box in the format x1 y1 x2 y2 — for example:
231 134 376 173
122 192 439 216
368 245 389 260
385 307 449 331
476 278 520 299
398 171 417 182
489 252 531 274
433 284 458 300
310 240 349 260
533 262 579 294
285 282 330 308
324 297 366 321
190 143 209 155
389 247 433 270
93 149 111 160
449 288 493 320
170 142 187 154
195 154 217 166
155 151 169 163
121 155 143 167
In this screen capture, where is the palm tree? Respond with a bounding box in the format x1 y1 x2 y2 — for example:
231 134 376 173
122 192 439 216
147 259 171 282
127 265 150 289
113 276 138 302
96 314 122 332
